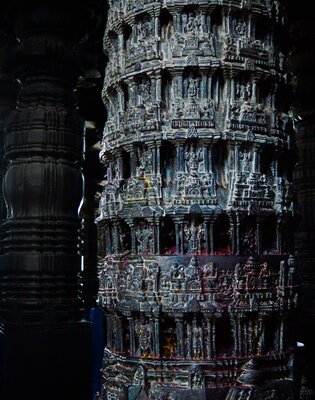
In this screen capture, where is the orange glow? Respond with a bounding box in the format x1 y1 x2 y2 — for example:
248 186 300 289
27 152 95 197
163 336 176 358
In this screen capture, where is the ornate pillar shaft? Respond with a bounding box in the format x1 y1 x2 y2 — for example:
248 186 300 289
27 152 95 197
0 3 91 399
98 1 300 399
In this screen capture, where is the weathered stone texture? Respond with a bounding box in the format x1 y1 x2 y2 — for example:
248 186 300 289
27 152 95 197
97 1 299 399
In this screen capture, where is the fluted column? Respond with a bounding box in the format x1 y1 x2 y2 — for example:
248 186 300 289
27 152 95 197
1 18 83 325
0 3 92 399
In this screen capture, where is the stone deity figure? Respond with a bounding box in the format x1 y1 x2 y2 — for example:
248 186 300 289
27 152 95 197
241 150 252 173
192 325 204 358
186 76 200 98
137 150 153 177
236 82 246 101
279 260 286 288
204 262 217 278
136 319 152 356
147 263 159 292
234 262 242 287
138 81 151 105
184 145 203 175
257 319 265 355
137 19 152 42
189 365 204 388
245 82 253 102
110 38 119 70
241 228 257 255
287 259 296 287
185 13 196 33
185 222 204 254
133 365 146 386
185 322 192 358
235 21 247 36
136 224 154 254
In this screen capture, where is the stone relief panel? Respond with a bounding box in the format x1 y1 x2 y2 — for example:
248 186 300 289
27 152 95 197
168 8 215 59
125 14 158 67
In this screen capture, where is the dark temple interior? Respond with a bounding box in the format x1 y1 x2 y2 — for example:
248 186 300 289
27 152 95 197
0 1 315 399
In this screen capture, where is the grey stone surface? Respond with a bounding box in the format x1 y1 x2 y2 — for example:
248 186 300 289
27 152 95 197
97 0 299 399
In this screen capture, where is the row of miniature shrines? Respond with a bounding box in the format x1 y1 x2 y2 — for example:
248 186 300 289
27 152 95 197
99 213 293 257
103 141 288 183
98 140 293 223
105 5 276 65
105 312 287 360
104 71 283 124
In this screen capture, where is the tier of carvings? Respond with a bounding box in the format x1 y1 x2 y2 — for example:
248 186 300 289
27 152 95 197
99 256 297 312
97 140 293 218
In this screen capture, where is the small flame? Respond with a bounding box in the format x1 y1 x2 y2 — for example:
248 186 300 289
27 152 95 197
143 175 151 190
163 246 177 255
214 246 232 255
163 336 176 359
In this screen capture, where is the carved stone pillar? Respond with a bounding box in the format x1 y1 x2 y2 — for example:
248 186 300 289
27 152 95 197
154 316 160 358
105 223 113 255
230 212 236 255
155 217 161 255
276 216 283 254
175 143 184 172
238 318 243 357
257 317 265 356
128 317 136 356
209 218 215 256
130 147 137 177
204 217 210 255
236 212 241 255
0 3 91 399
112 220 121 255
175 220 181 254
252 144 261 174
231 317 238 357
211 318 216 358
98 1 300 398
256 217 262 255
130 222 136 255
175 315 184 358
118 31 124 72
